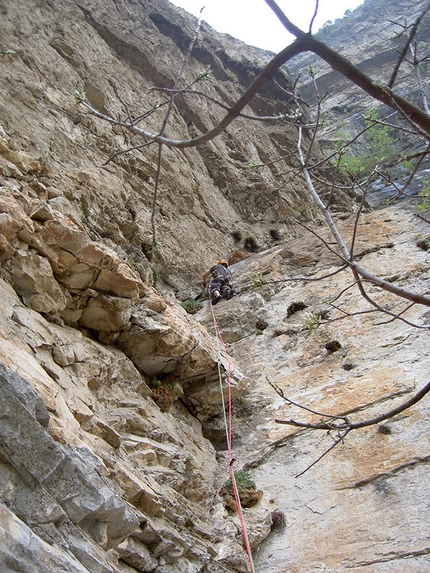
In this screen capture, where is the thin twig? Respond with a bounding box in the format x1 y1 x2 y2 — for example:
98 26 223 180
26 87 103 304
267 378 350 422
275 381 430 431
388 1 430 88
260 264 348 285
295 429 350 478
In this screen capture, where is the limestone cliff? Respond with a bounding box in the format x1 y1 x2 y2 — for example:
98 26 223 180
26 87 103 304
0 1 430 573
288 0 430 160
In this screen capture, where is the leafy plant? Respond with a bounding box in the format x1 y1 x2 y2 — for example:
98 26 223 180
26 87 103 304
243 235 259 252
74 88 86 105
222 470 263 512
225 470 256 493
181 299 203 314
247 273 264 291
148 378 161 389
305 312 322 333
337 110 401 176
196 65 212 82
417 177 430 212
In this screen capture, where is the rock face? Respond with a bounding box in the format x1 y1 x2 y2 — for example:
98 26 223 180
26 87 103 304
288 0 430 157
0 0 430 572
197 205 430 572
0 0 353 300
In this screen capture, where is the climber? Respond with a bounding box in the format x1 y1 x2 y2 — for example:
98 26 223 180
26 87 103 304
208 260 235 304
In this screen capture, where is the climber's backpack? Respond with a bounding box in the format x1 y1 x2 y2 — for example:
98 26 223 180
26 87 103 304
210 264 231 286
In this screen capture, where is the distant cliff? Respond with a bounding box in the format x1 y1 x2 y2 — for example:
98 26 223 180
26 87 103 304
288 0 430 156
1 1 430 572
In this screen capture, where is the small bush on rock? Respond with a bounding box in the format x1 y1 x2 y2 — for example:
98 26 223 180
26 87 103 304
181 299 204 314
221 470 263 512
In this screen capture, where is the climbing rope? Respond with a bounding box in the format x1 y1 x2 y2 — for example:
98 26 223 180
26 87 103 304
209 299 256 573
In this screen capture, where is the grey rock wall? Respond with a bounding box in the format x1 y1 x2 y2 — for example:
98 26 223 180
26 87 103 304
0 0 429 571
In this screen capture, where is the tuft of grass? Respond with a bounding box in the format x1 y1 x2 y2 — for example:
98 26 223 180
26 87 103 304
181 299 204 314
305 312 322 333
247 273 264 291
244 235 259 252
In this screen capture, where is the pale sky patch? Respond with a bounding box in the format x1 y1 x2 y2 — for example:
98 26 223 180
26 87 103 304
168 0 364 52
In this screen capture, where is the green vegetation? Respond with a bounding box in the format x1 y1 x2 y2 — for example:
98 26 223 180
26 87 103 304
195 65 212 82
74 88 86 105
225 470 256 493
152 267 161 286
181 299 204 314
245 160 262 171
337 110 401 176
305 312 322 333
148 378 175 413
185 515 195 528
247 273 264 291
243 235 259 252
417 177 430 212
142 240 162 261
314 9 353 40
222 470 263 512
415 234 430 251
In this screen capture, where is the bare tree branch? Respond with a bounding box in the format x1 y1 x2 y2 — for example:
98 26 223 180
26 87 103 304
275 380 430 432
295 429 350 478
297 126 430 308
264 0 430 137
388 1 430 88
260 264 348 286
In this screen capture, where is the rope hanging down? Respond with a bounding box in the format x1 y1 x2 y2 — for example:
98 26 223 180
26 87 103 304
209 299 256 573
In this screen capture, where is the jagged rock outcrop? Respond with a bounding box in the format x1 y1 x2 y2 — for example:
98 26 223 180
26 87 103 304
1 0 430 572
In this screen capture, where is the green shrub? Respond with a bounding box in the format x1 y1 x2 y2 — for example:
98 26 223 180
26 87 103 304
181 299 204 314
337 110 401 176
222 470 263 512
417 177 430 212
225 471 256 493
244 236 259 252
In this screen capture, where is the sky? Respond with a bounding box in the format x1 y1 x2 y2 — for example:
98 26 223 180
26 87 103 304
168 0 364 53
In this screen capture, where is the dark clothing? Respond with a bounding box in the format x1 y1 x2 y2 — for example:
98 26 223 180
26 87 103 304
210 264 231 285
208 264 234 303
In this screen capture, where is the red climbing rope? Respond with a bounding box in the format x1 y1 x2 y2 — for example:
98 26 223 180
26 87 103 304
209 299 255 573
